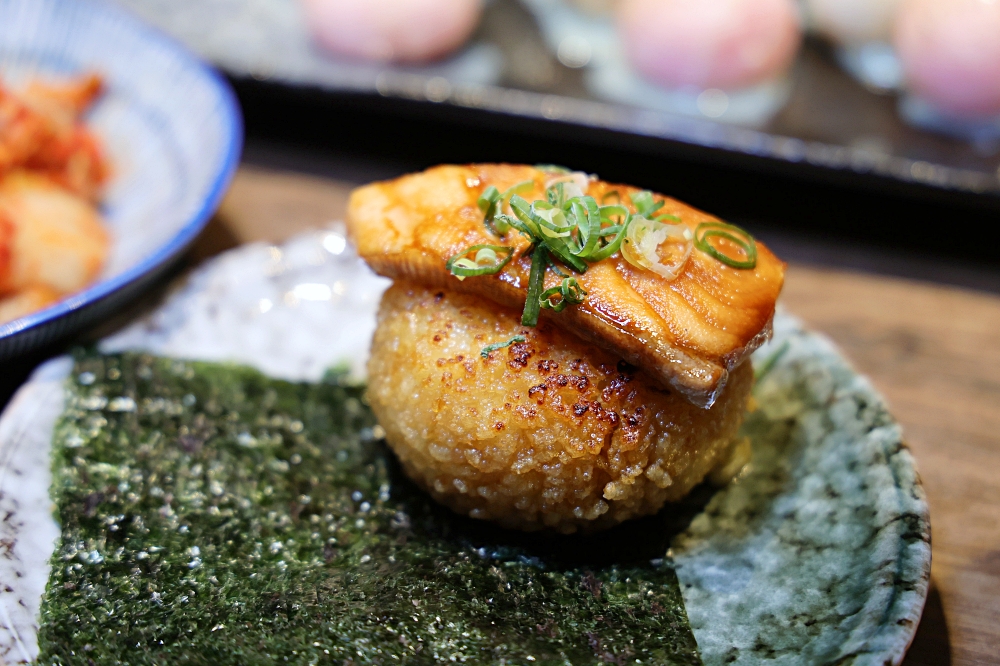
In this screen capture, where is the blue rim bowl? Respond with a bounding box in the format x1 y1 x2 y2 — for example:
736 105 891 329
0 0 243 360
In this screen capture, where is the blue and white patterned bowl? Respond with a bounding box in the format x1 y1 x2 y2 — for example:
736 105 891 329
0 0 242 360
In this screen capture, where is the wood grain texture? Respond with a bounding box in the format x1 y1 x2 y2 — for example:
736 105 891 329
215 165 354 243
209 165 1000 665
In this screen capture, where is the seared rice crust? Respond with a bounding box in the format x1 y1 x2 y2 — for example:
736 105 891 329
367 282 754 532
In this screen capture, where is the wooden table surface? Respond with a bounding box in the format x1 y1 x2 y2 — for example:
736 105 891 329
205 165 999 665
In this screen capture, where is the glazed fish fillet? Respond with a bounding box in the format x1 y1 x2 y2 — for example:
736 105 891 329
347 164 785 406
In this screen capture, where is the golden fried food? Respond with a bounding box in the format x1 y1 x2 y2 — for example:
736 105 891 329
0 171 109 297
0 74 110 325
0 284 60 324
348 164 784 407
0 74 107 200
368 282 754 533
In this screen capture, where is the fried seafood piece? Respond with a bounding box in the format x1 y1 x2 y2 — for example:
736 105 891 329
0 171 109 296
348 164 785 407
368 282 754 533
0 284 60 325
0 74 108 200
0 209 11 286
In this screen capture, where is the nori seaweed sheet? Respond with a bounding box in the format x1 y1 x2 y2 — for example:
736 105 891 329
38 352 702 665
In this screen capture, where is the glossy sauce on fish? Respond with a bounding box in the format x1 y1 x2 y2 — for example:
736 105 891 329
347 164 785 406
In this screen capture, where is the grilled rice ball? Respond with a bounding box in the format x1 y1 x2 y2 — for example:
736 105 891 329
367 282 754 533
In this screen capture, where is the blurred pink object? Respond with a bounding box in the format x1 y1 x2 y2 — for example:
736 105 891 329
617 0 801 89
300 0 483 64
894 0 1000 117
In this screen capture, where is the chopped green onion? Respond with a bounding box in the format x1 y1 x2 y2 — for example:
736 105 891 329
509 196 587 273
621 216 693 280
466 180 759 327
477 186 502 235
631 190 665 218
494 213 517 235
480 334 527 359
536 164 571 174
547 257 570 278
480 181 533 236
540 278 587 312
477 185 501 214
586 221 630 262
531 201 575 239
546 181 565 207
545 175 587 204
509 195 603 268
694 222 757 269
541 235 588 273
521 245 548 327
503 180 535 200
571 197 601 259
466 178 704 325
601 190 621 204
508 194 541 238
599 204 628 222
446 244 515 280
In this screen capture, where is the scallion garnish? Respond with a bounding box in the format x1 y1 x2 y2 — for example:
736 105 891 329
479 181 533 236
547 256 570 278
631 190 664 218
477 185 502 232
694 221 757 269
540 278 587 312
453 174 756 327
480 334 527 359
445 244 515 280
521 245 548 326
620 216 693 280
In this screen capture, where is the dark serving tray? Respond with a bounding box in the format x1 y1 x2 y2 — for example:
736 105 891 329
118 0 1000 263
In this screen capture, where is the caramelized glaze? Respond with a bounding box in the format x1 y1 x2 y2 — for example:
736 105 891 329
347 164 785 406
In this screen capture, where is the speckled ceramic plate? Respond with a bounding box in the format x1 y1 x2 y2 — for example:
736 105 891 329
0 230 930 665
